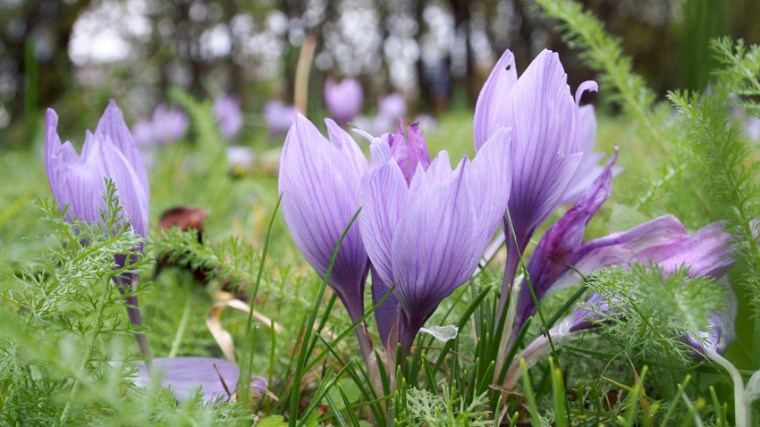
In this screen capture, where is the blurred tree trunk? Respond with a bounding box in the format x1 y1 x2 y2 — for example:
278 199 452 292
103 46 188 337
0 0 91 129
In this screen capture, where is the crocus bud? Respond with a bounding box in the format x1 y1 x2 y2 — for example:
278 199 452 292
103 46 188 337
383 121 430 184
263 99 296 136
46 100 152 356
214 94 244 139
324 77 364 125
46 100 150 238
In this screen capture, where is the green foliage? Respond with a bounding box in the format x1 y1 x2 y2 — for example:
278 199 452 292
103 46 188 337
0 185 246 425
586 263 727 365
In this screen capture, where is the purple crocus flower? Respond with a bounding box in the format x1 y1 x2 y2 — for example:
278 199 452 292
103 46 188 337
378 93 407 121
134 357 268 402
46 101 150 238
214 94 244 139
151 104 189 145
324 77 364 125
46 100 151 355
360 126 512 354
511 153 688 334
474 49 597 308
565 221 736 343
263 99 296 136
504 221 738 388
279 113 372 357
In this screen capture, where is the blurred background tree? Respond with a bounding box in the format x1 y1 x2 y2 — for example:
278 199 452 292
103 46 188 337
0 0 758 146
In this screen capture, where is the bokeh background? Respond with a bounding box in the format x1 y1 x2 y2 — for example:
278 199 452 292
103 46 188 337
1 0 758 145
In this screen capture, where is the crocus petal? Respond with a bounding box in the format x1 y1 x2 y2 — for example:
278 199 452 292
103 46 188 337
97 134 150 237
279 114 369 318
473 49 517 149
134 357 267 403
95 100 150 197
635 221 735 278
513 153 616 331
370 267 400 348
574 80 599 106
505 50 582 239
325 118 369 177
551 215 689 290
685 288 737 355
359 140 408 286
466 127 512 245
387 121 431 184
392 162 480 334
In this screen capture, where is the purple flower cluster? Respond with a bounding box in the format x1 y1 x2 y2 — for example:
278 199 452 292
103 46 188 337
279 48 738 363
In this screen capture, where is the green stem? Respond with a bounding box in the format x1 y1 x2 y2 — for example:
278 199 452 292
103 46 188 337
707 349 748 427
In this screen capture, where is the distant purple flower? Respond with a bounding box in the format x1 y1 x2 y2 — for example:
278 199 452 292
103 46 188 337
378 93 407 121
214 94 244 139
360 126 512 353
279 114 372 356
151 104 188 144
263 100 296 136
744 116 760 142
474 49 597 305
46 100 150 238
134 357 267 402
226 145 255 173
133 104 188 147
324 77 364 125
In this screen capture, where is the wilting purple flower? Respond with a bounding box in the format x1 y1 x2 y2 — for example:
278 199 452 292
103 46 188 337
474 49 597 303
505 222 738 388
46 100 150 238
360 126 512 353
214 94 244 139
279 114 372 355
134 357 267 402
378 93 407 121
324 77 364 125
511 153 689 334
263 99 296 136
